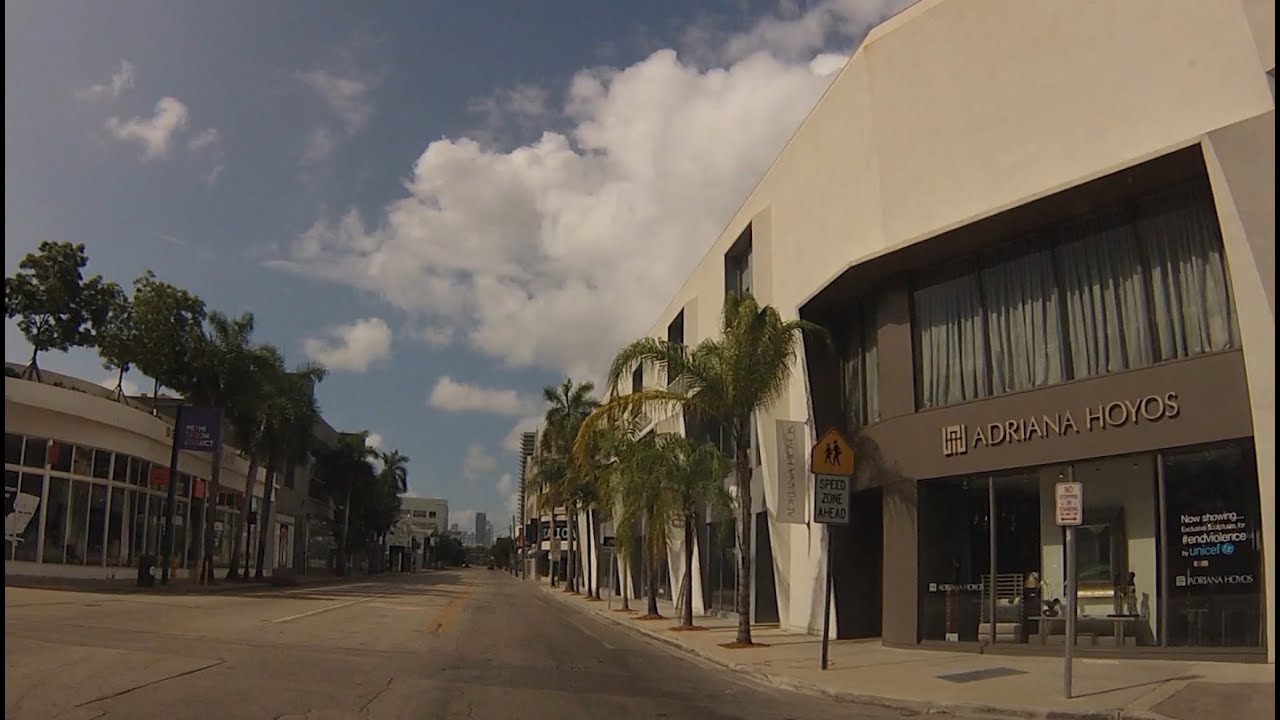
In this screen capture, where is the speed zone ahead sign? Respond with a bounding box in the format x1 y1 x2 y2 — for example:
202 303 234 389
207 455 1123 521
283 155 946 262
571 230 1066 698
814 474 851 525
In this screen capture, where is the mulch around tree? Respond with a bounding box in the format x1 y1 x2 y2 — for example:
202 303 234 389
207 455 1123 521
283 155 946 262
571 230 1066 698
611 608 637 613
718 641 772 649
668 625 709 632
633 613 666 621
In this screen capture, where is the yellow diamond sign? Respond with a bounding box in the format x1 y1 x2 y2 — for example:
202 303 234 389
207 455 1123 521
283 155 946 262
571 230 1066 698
810 427 854 477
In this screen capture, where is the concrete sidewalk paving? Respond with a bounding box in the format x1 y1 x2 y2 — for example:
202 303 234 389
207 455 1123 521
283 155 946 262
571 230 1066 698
536 583 1274 720
3 570 420 596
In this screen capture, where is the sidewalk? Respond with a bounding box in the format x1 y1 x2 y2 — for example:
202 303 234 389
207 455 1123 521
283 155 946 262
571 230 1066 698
536 582 1274 720
3 570 400 596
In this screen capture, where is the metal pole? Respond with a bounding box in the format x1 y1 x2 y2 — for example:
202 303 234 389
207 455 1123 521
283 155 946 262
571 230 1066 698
820 524 834 670
160 406 184 585
1065 523 1076 699
988 475 997 646
1157 453 1169 648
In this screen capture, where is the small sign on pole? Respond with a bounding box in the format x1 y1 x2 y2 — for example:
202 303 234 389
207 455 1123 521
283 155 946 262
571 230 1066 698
1055 478 1083 699
809 427 855 671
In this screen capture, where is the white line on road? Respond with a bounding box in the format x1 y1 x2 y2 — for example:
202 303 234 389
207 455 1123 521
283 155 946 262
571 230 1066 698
270 594 383 623
280 582 379 596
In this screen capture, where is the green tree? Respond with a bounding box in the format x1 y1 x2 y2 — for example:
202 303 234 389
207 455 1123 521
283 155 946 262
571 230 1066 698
131 270 206 403
580 294 824 644
534 378 598 594
611 432 676 618
491 536 514 569
95 282 140 401
4 241 114 382
312 431 378 576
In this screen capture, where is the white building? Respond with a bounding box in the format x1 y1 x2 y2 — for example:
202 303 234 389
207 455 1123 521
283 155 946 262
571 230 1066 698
576 0 1274 662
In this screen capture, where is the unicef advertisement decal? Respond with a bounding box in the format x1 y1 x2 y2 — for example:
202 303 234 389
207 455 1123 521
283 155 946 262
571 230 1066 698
1173 508 1257 592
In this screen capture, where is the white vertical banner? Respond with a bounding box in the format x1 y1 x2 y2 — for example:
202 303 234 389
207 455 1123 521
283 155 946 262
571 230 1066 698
774 420 808 524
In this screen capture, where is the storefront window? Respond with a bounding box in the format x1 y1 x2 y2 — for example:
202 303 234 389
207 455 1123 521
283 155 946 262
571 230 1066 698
92 450 112 480
130 491 148 564
146 493 163 555
5 433 23 466
919 477 989 642
85 482 108 564
72 446 92 476
22 437 48 469
14 473 44 562
5 470 20 558
112 455 131 483
42 477 70 563
67 479 90 564
702 519 736 614
1163 441 1262 648
49 441 72 473
107 486 126 566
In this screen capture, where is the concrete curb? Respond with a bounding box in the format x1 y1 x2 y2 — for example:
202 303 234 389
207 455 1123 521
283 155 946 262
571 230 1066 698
535 585 1176 720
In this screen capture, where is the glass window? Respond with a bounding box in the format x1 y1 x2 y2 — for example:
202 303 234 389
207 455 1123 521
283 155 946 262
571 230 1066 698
701 519 736 615
174 499 189 566
918 477 989 642
129 491 147 565
107 486 126 566
66 479 90 564
914 181 1237 409
14 473 45 562
1163 441 1261 648
4 470 19 559
42 477 70 564
5 433 22 466
49 441 72 473
112 455 132 483
22 437 48 469
72 446 92 476
146 493 163 555
841 302 880 427
86 483 108 565
92 450 112 480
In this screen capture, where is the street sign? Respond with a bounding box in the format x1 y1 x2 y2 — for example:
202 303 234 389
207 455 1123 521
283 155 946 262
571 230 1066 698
1055 482 1083 527
813 474 851 525
810 428 854 477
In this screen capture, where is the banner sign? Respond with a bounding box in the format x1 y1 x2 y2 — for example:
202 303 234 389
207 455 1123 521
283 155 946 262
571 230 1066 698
774 420 807 524
177 406 222 452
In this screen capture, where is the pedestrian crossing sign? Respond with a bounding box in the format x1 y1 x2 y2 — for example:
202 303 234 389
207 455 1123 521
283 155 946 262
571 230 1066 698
809 428 854 477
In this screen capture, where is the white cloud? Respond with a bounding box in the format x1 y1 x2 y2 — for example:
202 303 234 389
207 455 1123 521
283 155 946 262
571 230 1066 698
300 69 373 134
300 127 337 166
302 317 392 372
99 374 140 396
463 443 499 481
106 97 190 160
502 415 541 453
496 472 519 515
409 323 455 348
77 60 135 100
428 376 538 417
272 2 905 380
188 128 220 151
365 432 384 449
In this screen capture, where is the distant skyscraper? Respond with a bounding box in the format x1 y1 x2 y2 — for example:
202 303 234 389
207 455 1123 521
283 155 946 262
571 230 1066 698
475 512 488 546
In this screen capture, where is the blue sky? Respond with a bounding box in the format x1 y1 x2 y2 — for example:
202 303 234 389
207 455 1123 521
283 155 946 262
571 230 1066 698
4 0 908 530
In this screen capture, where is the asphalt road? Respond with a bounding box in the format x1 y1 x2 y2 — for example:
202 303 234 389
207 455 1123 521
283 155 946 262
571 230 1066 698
4 569 906 719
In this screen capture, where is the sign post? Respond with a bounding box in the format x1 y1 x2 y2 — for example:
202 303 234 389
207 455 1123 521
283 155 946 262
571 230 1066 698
810 428 855 671
1055 476 1083 699
160 406 221 586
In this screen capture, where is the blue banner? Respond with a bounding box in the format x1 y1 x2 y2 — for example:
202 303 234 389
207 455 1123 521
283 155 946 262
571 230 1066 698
177 406 222 452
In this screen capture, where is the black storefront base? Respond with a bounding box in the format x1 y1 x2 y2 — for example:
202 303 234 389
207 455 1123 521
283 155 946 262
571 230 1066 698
904 639 1269 663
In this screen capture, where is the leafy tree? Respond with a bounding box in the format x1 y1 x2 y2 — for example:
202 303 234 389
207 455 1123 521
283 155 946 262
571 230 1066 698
379 450 409 493
491 536 513 569
95 282 140 401
579 294 824 645
131 270 206 403
533 378 598 594
611 433 674 618
311 431 379 576
4 241 114 382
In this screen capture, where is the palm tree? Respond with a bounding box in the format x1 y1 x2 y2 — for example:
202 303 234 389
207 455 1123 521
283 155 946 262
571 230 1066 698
224 343 284 580
535 378 598 593
577 293 823 645
650 434 732 629
612 432 677 619
312 432 378 576
376 449 409 571
254 363 326 579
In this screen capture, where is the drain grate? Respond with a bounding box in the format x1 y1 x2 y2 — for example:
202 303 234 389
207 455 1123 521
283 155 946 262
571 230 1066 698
936 667 1028 684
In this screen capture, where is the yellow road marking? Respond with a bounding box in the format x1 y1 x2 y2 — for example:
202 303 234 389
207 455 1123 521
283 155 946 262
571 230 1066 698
427 586 473 635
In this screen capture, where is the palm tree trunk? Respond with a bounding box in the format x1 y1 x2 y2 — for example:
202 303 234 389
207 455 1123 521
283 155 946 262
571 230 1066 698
734 441 753 645
197 443 223 583
565 505 577 593
647 546 660 617
681 513 696 628
254 453 278 579
619 540 631 611
584 507 594 598
227 454 259 580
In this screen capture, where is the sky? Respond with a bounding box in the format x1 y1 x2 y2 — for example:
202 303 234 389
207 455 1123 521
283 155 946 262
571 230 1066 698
4 0 911 532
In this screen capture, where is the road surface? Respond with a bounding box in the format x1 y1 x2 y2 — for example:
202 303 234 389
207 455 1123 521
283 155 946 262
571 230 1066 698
5 569 905 719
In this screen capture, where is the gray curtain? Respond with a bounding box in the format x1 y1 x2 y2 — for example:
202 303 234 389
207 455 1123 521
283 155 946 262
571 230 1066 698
1055 216 1155 379
1137 193 1240 361
841 303 880 427
981 247 1066 395
915 274 988 408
